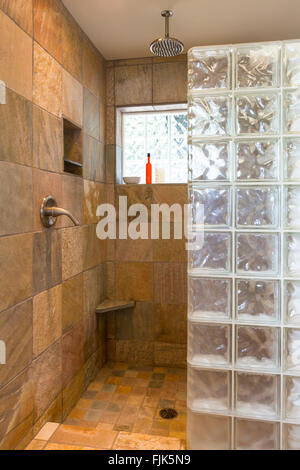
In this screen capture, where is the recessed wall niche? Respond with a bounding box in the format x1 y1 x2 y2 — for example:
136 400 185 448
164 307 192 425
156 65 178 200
63 118 83 176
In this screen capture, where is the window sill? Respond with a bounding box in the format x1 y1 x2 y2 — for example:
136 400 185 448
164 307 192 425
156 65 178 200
117 183 188 187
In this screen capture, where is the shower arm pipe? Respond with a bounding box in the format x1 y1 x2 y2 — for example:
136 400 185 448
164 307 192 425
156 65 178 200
44 206 80 226
165 14 169 37
162 9 172 38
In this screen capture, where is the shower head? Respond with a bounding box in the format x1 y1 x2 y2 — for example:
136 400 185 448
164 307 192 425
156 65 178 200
150 10 184 57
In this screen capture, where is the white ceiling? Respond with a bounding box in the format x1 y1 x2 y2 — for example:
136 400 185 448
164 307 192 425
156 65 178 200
62 0 300 60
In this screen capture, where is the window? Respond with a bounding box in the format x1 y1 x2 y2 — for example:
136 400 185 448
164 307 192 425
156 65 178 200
122 110 188 183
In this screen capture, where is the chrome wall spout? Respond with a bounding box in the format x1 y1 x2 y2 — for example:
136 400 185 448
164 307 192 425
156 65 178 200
40 195 80 227
44 206 80 226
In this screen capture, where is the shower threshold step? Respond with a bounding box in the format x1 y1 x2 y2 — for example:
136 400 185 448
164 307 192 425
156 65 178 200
96 299 135 313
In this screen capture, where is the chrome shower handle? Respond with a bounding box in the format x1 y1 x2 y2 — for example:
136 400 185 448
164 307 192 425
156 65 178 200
40 195 80 227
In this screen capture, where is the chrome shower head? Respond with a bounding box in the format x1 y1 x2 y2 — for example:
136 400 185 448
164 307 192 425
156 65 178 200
150 10 184 57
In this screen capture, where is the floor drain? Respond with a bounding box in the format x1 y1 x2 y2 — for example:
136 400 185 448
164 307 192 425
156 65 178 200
159 408 178 420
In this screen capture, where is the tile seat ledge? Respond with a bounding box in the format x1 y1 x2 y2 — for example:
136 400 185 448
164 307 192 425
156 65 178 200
96 299 135 314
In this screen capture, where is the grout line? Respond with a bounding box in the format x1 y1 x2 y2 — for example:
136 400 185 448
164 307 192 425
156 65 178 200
0 4 33 38
110 430 120 450
279 43 284 450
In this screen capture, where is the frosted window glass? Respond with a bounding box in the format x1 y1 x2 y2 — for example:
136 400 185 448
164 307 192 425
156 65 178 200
123 111 188 183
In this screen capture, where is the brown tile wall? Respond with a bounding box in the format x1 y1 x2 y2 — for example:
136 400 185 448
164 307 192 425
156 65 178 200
0 0 107 449
0 2 188 448
105 55 188 368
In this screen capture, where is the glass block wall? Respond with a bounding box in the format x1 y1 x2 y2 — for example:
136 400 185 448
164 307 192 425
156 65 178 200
187 41 300 450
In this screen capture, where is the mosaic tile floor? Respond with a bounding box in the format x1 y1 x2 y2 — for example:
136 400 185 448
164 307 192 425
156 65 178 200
26 363 187 450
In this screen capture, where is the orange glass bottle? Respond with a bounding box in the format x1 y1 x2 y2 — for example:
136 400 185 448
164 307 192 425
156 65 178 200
146 153 152 184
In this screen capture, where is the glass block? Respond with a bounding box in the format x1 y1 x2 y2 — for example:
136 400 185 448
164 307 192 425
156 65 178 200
235 326 280 371
236 279 280 323
284 281 300 325
234 418 279 450
189 141 231 182
236 45 280 88
283 424 300 449
188 368 231 412
188 48 231 90
284 186 300 228
285 376 300 420
187 42 295 450
284 90 300 134
189 95 232 138
188 322 231 367
236 139 279 181
236 233 280 276
187 410 231 450
235 372 279 418
190 186 231 227
189 232 232 274
284 138 300 181
236 187 279 228
285 233 300 277
188 277 231 321
284 42 300 87
284 328 300 372
236 93 279 135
